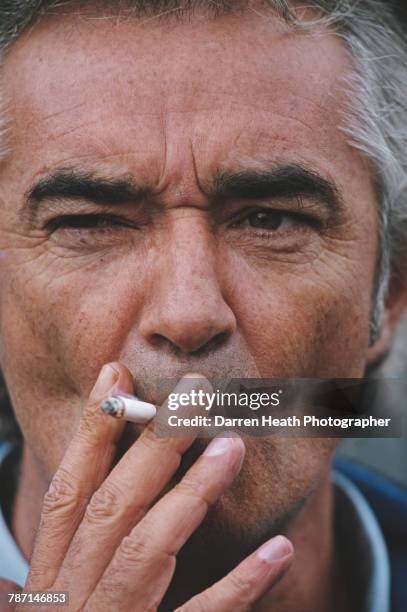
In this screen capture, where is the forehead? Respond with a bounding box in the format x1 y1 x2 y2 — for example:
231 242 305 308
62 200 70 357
2 9 360 187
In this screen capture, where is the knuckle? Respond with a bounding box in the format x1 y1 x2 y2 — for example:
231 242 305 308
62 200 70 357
119 533 152 565
117 530 174 569
79 402 104 435
87 582 125 610
177 476 203 496
139 427 173 451
175 478 209 506
24 565 56 592
85 483 124 525
42 469 80 515
226 569 256 603
24 565 46 586
138 429 183 468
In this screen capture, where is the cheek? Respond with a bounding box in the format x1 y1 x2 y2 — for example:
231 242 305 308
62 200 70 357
0 285 77 470
0 255 144 472
224 251 373 377
15 262 144 389
0 255 135 407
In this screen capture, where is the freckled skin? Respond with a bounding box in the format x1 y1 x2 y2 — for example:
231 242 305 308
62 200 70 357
0 6 405 610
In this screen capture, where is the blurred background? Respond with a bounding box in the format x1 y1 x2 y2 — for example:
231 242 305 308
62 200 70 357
337 313 407 486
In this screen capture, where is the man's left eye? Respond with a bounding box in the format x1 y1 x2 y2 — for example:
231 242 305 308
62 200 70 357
235 209 303 232
246 210 294 231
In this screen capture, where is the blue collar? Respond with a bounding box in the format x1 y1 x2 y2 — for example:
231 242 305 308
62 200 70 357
333 470 390 612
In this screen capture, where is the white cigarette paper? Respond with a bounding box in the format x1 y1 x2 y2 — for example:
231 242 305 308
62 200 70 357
101 395 157 424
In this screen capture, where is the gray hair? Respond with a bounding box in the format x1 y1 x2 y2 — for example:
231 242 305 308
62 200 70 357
0 0 406 440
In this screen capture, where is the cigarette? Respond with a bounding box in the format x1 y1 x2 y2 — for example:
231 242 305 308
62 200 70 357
100 395 157 424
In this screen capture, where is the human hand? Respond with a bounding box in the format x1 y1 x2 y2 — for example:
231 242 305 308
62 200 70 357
16 363 293 611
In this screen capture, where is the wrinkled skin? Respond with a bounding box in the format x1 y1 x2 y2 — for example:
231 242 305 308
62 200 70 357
0 5 406 610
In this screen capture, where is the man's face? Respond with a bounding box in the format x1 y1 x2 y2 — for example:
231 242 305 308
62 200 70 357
0 8 379 553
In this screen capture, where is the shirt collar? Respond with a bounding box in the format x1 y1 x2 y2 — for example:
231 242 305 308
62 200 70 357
333 470 390 612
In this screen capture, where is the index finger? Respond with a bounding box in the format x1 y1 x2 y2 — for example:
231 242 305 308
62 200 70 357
25 362 133 589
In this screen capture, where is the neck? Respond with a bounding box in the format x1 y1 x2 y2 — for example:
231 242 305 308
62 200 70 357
162 466 350 612
256 469 351 612
13 449 350 612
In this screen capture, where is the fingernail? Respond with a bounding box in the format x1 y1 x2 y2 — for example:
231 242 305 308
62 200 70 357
175 373 213 396
203 435 235 457
90 364 119 400
257 536 293 563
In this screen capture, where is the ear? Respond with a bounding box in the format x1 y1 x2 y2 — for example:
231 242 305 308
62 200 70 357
366 274 407 368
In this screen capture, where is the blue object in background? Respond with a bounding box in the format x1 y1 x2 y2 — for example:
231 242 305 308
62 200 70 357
335 456 407 612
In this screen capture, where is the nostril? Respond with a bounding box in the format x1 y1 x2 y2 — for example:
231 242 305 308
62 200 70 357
196 331 229 354
148 330 230 356
148 334 173 350
139 288 237 354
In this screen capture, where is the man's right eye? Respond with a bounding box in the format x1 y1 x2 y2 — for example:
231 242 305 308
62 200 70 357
45 214 133 232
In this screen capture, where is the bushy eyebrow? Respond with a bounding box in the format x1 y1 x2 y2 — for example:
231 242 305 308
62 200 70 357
23 169 148 220
212 164 342 213
21 163 343 222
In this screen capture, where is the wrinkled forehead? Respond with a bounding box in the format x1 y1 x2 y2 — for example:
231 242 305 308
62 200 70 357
0 5 361 191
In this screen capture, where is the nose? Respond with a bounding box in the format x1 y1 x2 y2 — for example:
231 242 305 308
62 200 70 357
139 219 236 355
